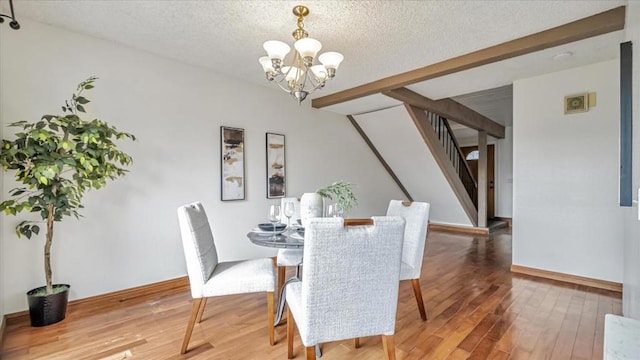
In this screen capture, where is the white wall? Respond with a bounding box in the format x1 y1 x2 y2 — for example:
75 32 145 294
0 19 405 314
495 126 513 218
513 60 624 282
623 0 640 320
354 106 472 226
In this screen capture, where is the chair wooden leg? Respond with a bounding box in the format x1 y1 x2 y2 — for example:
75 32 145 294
354 338 360 348
195 297 207 323
305 346 316 360
181 298 204 354
411 279 427 321
278 266 286 300
381 335 396 360
287 307 295 359
267 291 275 345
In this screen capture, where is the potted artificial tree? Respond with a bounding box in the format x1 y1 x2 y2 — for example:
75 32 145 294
0 77 135 326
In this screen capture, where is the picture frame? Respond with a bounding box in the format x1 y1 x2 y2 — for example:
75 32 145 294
266 132 285 198
220 126 245 201
564 93 589 114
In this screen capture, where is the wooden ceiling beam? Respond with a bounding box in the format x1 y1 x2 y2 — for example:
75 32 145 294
384 88 505 138
312 6 626 109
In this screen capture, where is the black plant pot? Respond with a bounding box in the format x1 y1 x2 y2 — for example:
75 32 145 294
26 284 70 327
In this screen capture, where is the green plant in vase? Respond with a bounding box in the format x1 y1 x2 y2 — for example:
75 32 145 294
316 181 357 216
0 77 136 326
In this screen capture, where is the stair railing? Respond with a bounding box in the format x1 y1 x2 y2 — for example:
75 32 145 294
426 111 478 208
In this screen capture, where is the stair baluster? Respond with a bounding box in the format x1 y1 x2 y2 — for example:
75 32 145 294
424 112 478 208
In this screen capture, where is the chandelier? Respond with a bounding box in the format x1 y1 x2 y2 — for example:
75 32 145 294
258 5 343 104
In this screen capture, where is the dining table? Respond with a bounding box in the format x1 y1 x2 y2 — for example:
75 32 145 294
247 228 304 325
246 228 305 250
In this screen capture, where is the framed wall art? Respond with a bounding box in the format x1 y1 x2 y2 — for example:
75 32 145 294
220 126 245 201
266 133 285 198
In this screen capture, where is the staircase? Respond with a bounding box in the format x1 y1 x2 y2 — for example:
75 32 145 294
405 104 479 226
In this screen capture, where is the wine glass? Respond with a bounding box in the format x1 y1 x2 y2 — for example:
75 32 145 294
283 202 295 229
326 203 338 217
269 204 281 232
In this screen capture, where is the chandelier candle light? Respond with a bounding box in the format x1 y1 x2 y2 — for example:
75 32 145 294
259 5 343 104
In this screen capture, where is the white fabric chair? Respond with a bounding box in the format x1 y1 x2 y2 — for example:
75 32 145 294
177 202 276 354
276 197 303 294
386 200 431 321
285 216 406 360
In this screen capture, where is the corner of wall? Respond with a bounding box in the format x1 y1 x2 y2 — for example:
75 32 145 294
622 0 640 320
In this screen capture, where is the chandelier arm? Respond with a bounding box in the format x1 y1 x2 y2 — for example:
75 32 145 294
269 72 307 95
273 80 299 94
301 76 325 96
270 57 326 95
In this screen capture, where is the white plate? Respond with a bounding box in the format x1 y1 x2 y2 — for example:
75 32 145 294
289 232 304 241
252 228 286 235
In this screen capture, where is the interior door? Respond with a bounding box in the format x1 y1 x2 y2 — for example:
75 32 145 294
461 145 495 219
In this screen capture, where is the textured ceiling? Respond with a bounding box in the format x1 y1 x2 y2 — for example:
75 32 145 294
454 85 513 127
0 0 628 118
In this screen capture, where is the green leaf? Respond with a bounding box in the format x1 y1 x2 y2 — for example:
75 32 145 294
76 104 86 113
75 96 90 104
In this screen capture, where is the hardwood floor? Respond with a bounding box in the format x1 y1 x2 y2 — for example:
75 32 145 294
1 228 622 359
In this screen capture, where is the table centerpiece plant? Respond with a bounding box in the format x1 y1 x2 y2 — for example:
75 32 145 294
315 181 358 216
0 76 136 326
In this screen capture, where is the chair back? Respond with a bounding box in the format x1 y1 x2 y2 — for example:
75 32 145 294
300 216 405 343
386 200 430 275
177 202 219 298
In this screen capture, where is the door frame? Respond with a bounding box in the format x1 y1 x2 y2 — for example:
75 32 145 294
461 145 495 219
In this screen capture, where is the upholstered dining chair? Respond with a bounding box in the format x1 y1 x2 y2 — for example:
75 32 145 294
285 216 406 360
386 200 431 321
177 202 276 354
277 197 303 295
